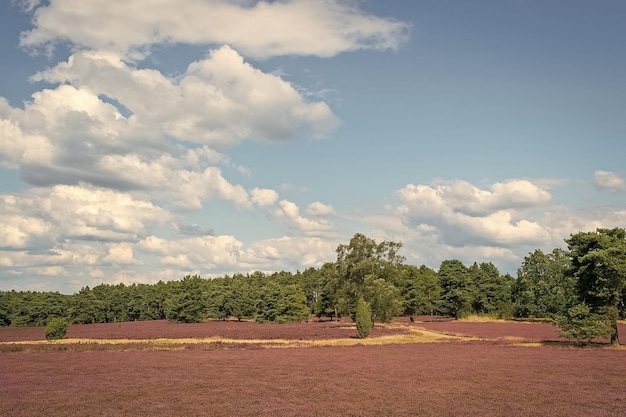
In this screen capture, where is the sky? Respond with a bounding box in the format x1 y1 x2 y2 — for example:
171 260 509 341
0 0 625 294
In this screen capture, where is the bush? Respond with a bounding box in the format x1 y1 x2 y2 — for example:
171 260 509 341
45 317 68 340
553 303 613 344
355 298 372 339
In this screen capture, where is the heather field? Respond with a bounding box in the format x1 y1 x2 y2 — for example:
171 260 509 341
2 319 626 417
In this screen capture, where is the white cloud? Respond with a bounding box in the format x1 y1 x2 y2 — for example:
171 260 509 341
397 179 551 217
31 47 339 147
21 0 410 59
0 213 51 250
99 154 252 209
251 188 279 207
376 177 626 274
246 236 337 269
394 179 553 248
0 111 55 169
274 199 334 235
103 243 137 265
0 48 339 210
33 266 67 276
139 235 244 269
594 170 626 192
0 185 170 251
306 201 336 217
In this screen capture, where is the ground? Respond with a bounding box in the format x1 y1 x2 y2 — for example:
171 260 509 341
1 318 625 416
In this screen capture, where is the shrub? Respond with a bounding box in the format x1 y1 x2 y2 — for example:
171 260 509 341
553 303 613 344
355 298 372 339
45 317 68 340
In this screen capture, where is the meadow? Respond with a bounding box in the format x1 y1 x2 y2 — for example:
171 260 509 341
1 318 625 416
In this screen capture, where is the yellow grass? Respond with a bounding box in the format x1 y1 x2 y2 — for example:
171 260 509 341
458 314 504 323
0 326 472 350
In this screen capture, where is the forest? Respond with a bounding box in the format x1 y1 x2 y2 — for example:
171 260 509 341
1 228 625 343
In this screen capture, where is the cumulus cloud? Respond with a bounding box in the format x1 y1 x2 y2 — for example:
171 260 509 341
306 201 336 217
594 170 626 192
103 243 137 265
245 236 337 270
0 46 344 209
397 179 551 217
374 177 626 275
0 185 169 251
274 199 334 236
99 154 252 209
20 0 410 59
0 47 339 210
139 235 244 269
31 47 339 146
395 179 553 248
251 188 279 207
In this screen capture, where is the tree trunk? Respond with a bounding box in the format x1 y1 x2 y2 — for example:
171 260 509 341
611 320 620 345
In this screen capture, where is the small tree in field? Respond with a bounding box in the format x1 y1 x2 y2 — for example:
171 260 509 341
45 317 68 340
355 297 372 339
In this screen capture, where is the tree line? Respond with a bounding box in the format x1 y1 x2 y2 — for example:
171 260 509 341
1 228 624 344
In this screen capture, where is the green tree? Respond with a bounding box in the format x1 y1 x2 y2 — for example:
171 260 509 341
469 262 513 317
313 262 343 320
400 265 441 321
229 274 257 321
364 277 403 323
69 287 103 324
0 291 11 326
6 291 69 327
45 317 68 340
165 275 208 323
564 228 626 345
355 297 372 339
512 248 575 318
554 303 614 344
335 233 405 320
438 259 472 319
206 278 231 320
255 282 310 323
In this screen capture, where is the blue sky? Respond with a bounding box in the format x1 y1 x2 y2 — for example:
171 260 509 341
1 0 625 293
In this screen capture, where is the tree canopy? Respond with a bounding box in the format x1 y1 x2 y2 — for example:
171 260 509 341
562 227 626 345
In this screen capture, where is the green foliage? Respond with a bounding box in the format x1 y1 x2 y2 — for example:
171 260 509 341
364 277 403 323
355 297 372 339
229 275 257 321
6 291 69 327
206 279 231 320
0 292 11 326
512 248 575 318
69 287 103 324
438 260 472 319
45 317 68 340
565 227 626 345
400 265 441 320
335 233 405 321
553 303 614 344
469 262 513 318
165 275 208 323
255 282 310 324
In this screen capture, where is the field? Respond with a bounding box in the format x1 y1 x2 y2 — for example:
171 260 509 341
1 318 625 416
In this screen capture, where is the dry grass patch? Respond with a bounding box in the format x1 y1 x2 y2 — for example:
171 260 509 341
0 324 469 352
458 314 505 323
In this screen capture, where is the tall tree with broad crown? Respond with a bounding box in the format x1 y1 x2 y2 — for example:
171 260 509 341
335 233 405 321
565 227 626 345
